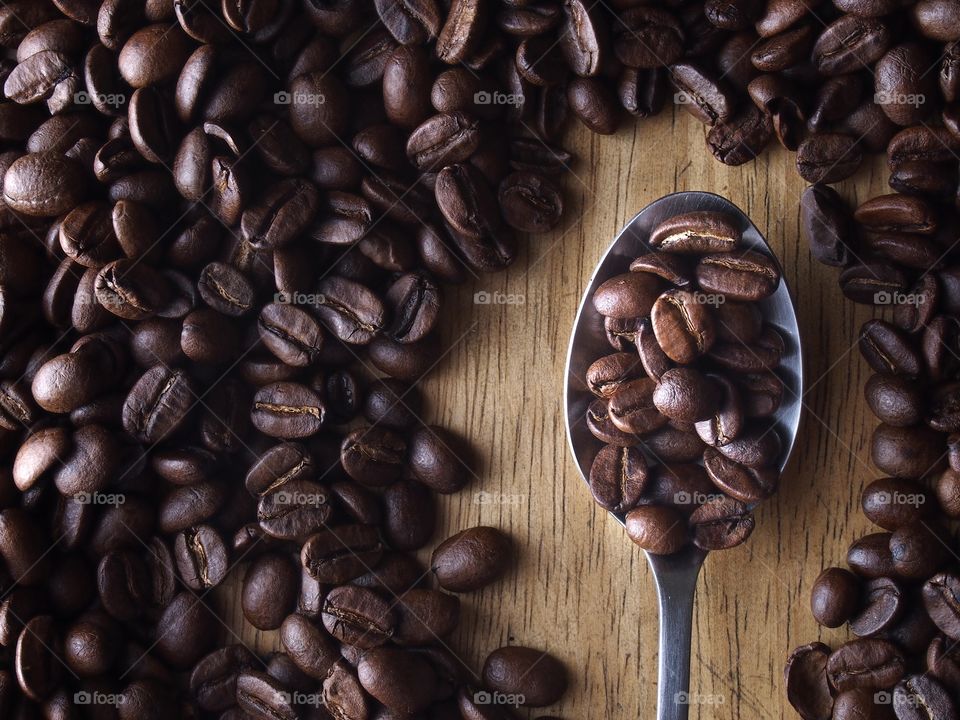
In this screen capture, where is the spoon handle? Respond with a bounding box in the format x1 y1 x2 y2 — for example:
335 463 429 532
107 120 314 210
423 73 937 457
646 547 707 720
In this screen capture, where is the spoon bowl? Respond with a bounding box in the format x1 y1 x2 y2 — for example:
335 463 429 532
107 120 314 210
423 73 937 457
563 191 803 720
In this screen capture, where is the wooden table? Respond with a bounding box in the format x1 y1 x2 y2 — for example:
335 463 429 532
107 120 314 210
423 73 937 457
223 108 893 718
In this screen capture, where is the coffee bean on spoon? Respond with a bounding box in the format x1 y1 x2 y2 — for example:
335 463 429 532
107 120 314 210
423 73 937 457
588 444 648 513
608 378 669 435
585 352 646 397
695 249 781 301
592 272 663 319
652 368 721 424
648 211 741 253
650 288 717 363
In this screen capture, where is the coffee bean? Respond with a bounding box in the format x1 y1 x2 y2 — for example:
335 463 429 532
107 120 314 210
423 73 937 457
431 526 511 592
190 645 258 713
651 289 717 363
624 505 688 554
241 552 298 631
848 533 898 579
588 444 648 513
174 524 228 591
827 639 906 691
785 643 834 720
801 184 855 266
482 646 568 707
690 495 755 550
236 670 297 720
358 647 437 714
695 250 780 301
251 382 326 439
650 211 740 253
862 478 930 530
871 423 944 478
322 585 396 649
653 368 720 423
341 426 406 486
123 365 194 443
593 272 663 320
894 674 957 720
924 573 960 640
811 567 862 628
302 524 384 584
796 133 863 184
608 378 668 436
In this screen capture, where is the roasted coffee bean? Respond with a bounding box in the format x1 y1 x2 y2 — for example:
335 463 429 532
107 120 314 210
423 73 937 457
236 671 297 720
695 250 780 301
811 567 862 628
630 253 693 288
850 577 904 637
785 643 834 720
586 397 640 446
123 365 194 443
703 448 777 502
849 532 898 579
407 425 470 494
174 524 228 591
241 553 298 631
875 44 937 126
608 378 668 435
588 444 648 513
393 588 460 645
827 638 906 691
871 423 944 479
796 133 862 184
498 171 563 232
650 211 740 253
190 645 258 713
801 184 855 267
302 524 384 584
924 573 960 640
650 289 716 363
624 504 688 554
593 272 662 319
862 478 930 530
431 526 511 592
707 105 773 165
586 353 646 398
257 479 330 541
314 276 386 344
322 585 396 649
864 374 923 427
358 647 437 714
859 321 922 377
251 382 326 439
482 646 567 707
641 426 706 463
341 426 406 486
690 496 755 550
653 368 720 424
154 591 215 669
258 303 325 368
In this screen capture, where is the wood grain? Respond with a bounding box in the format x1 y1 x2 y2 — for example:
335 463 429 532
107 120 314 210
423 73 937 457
220 107 894 718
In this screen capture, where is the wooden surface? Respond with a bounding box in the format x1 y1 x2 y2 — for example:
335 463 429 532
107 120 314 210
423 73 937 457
220 107 895 718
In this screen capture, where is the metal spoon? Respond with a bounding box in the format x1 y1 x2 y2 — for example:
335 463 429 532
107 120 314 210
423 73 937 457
563 192 803 720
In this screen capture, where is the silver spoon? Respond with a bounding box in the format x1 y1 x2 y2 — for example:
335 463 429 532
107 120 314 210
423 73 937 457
563 191 803 720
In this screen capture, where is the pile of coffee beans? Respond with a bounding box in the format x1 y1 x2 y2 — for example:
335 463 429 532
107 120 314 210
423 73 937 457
786 177 960 718
0 1 587 717
583 210 787 555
